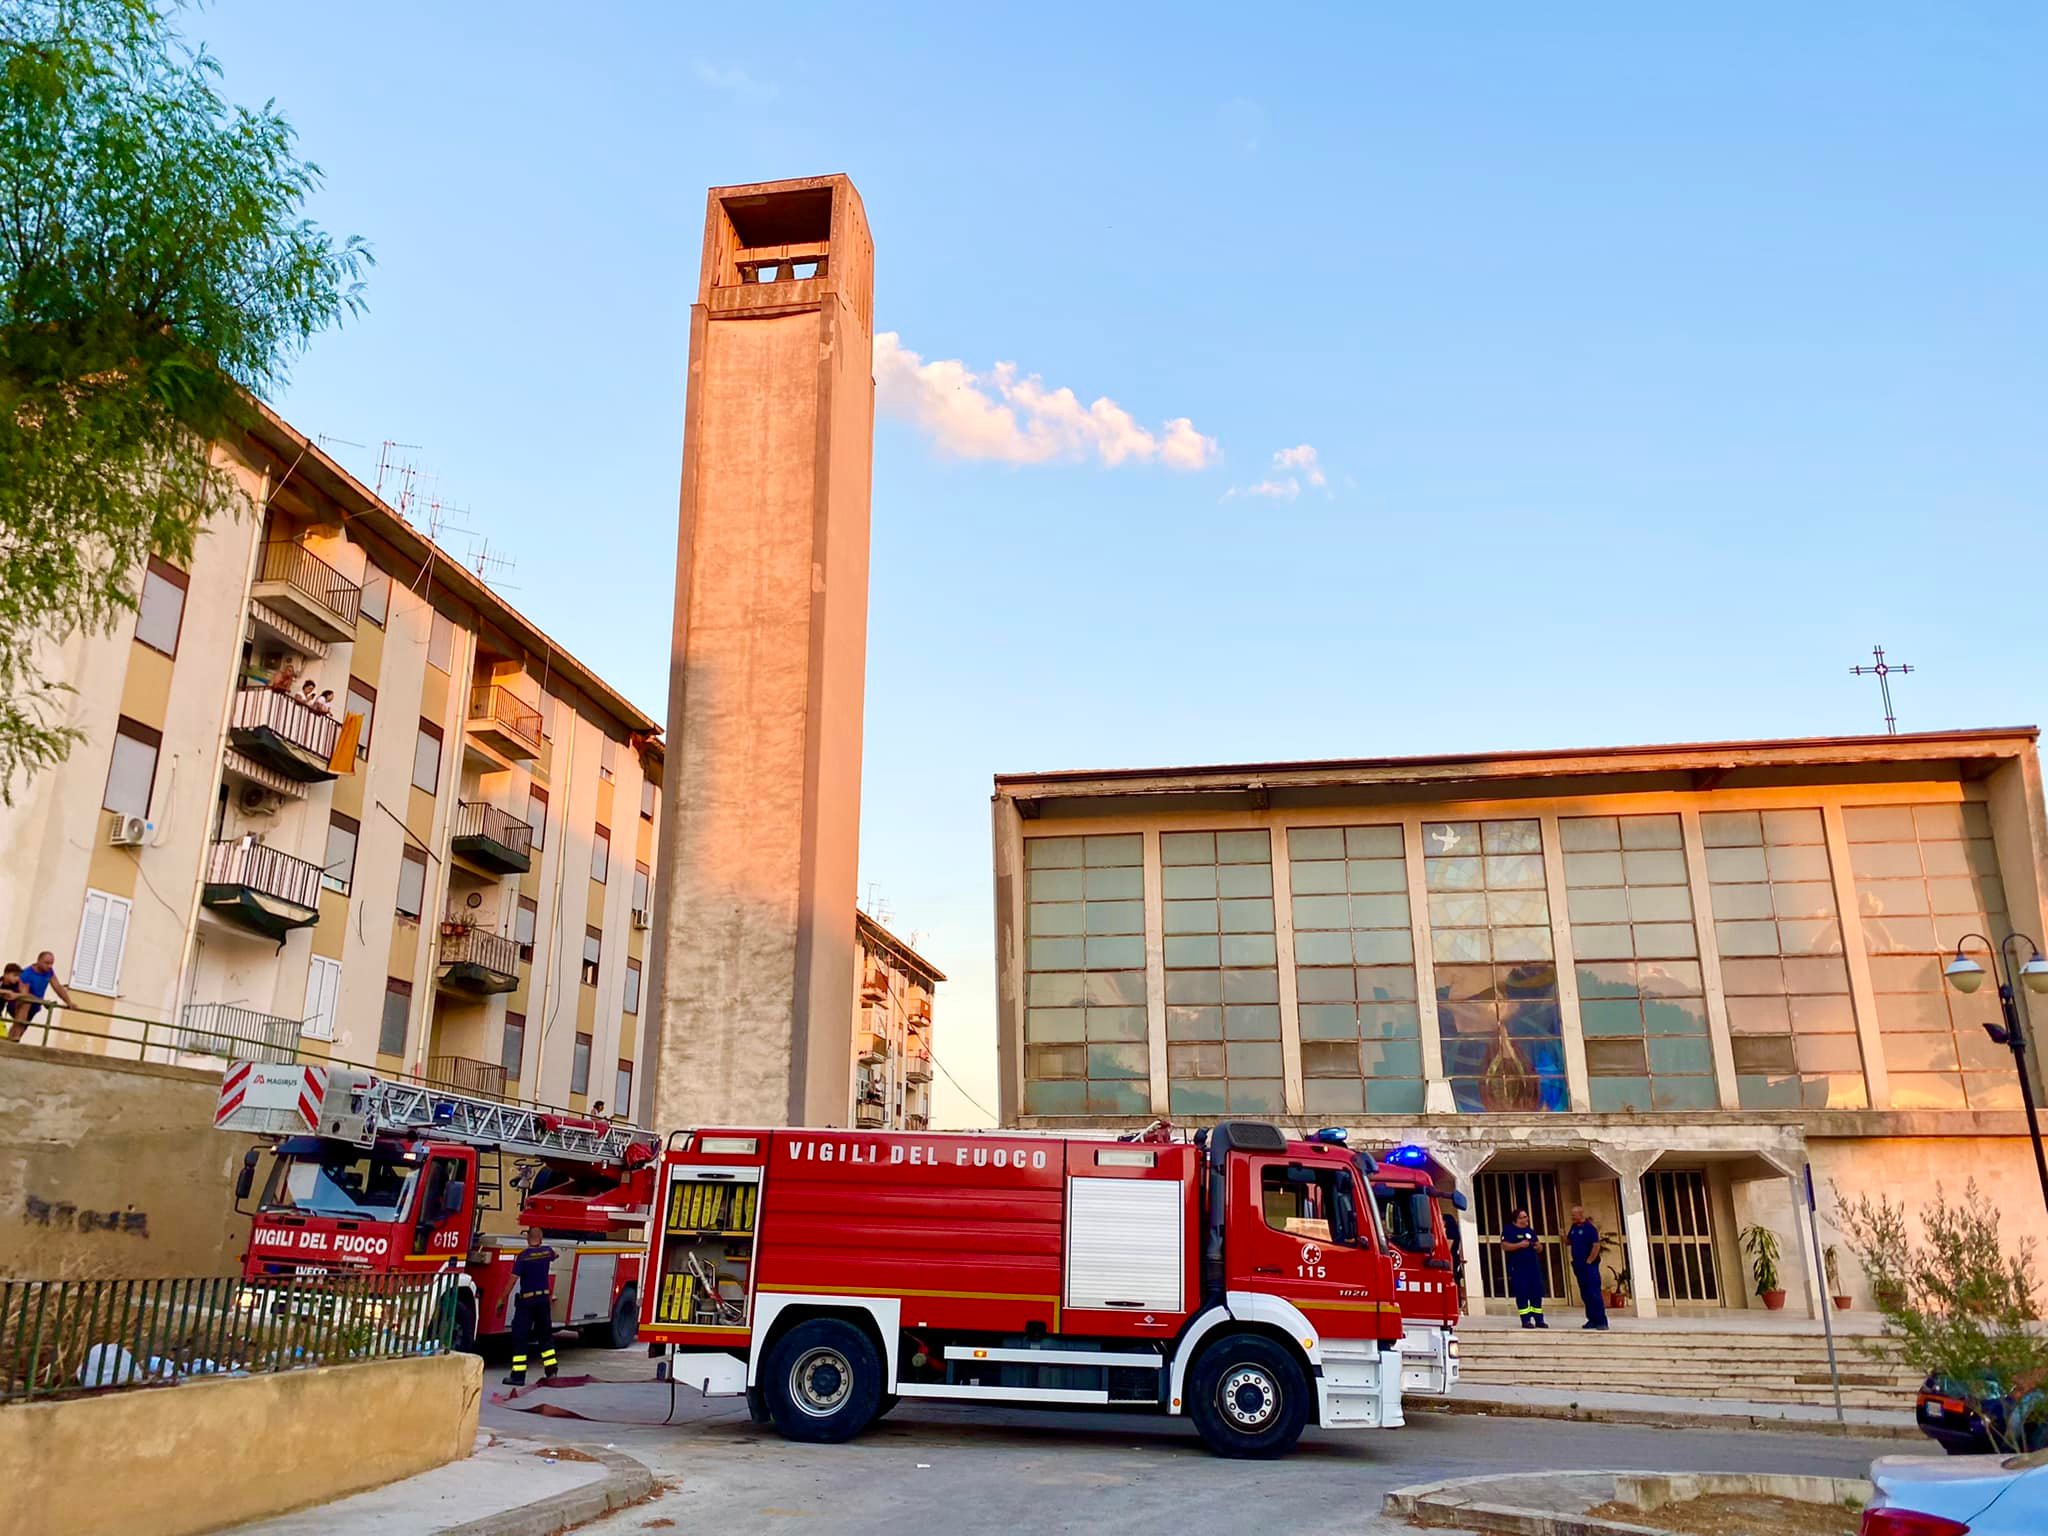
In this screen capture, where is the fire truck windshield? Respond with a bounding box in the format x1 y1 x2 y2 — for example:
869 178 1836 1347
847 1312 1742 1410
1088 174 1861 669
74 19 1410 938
261 1148 419 1220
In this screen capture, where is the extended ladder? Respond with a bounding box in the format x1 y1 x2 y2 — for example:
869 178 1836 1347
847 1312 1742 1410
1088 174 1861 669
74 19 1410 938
216 1058 655 1166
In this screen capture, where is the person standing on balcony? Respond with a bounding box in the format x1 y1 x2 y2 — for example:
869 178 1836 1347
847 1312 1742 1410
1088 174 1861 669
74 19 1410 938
11 951 72 1042
1501 1206 1548 1329
309 688 335 717
266 659 298 694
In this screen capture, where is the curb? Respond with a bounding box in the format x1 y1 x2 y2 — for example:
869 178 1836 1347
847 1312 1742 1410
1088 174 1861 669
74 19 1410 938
1410 1396 1920 1440
1384 1470 1871 1536
436 1445 655 1536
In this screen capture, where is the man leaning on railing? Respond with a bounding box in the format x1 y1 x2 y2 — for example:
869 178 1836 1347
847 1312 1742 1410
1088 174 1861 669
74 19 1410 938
4 950 71 1042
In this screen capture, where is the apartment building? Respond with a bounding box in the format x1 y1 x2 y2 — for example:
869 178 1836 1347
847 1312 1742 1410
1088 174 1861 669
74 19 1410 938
0 401 662 1115
852 912 943 1130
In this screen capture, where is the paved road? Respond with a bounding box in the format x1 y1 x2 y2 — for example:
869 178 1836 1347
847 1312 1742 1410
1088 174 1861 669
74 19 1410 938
481 1351 1899 1536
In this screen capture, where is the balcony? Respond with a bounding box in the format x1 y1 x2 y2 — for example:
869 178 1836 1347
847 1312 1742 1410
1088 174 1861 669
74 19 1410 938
466 684 542 762
437 924 520 995
175 1003 302 1064
427 1054 508 1098
450 800 534 875
250 540 362 643
854 1098 887 1129
905 1049 933 1084
860 964 887 1002
201 839 322 940
857 1029 889 1063
908 995 932 1025
906 1113 930 1131
226 688 342 783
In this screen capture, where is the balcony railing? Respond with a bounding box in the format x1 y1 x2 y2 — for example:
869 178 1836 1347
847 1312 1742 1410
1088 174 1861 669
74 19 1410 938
206 839 323 910
450 800 534 874
467 684 543 758
905 1050 934 1083
258 540 362 629
427 1054 508 1098
174 1003 302 1064
438 925 521 981
231 686 342 764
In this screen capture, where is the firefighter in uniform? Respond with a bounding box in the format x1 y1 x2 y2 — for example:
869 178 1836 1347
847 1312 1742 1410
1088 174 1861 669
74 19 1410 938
1501 1207 1548 1329
504 1225 559 1386
1567 1204 1609 1330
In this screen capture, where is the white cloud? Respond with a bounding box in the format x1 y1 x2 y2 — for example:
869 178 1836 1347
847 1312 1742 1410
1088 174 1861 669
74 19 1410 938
1272 443 1326 488
693 62 773 99
1225 444 1331 503
873 333 1219 471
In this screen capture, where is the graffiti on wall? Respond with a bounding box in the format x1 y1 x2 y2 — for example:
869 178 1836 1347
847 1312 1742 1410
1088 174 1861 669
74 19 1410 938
22 1196 149 1237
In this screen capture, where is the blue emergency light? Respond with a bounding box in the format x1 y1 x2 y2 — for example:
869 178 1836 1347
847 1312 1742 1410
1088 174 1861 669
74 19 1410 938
1383 1143 1431 1168
432 1101 456 1125
1307 1127 1349 1145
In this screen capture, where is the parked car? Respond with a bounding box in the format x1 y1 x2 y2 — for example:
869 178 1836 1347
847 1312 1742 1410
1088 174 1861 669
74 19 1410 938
1916 1373 2048 1457
1862 1448 2047 1534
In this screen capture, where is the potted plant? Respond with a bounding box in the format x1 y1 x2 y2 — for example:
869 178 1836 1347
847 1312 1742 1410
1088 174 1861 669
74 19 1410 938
1824 1244 1852 1311
1604 1259 1631 1311
1741 1224 1787 1310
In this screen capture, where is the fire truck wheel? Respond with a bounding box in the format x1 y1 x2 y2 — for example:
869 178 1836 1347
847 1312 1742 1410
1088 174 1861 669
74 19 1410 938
1187 1333 1309 1459
764 1318 882 1443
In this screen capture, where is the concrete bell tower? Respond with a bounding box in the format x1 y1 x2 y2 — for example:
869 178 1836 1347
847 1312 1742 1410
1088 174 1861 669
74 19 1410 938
649 175 875 1128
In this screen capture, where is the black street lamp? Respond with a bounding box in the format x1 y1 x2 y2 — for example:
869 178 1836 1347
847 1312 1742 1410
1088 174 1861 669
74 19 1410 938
1942 933 2048 1217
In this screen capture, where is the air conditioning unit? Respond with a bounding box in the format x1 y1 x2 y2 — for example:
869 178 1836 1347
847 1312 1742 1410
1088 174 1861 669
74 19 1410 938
237 782 277 815
630 907 651 930
107 813 149 847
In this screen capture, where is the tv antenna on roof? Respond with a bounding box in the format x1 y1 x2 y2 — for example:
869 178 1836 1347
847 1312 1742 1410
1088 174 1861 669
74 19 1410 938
466 535 518 591
373 440 424 519
1850 645 1914 735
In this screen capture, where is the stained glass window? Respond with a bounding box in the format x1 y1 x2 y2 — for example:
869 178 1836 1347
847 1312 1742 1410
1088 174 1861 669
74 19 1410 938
1023 834 1149 1116
1702 809 1864 1109
1424 819 1566 1112
1288 825 1423 1114
1845 803 2014 1110
1163 829 1282 1116
1562 814 1716 1111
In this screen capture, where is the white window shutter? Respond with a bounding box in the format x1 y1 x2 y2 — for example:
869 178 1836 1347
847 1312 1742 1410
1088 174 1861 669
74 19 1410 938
71 892 107 988
301 956 340 1040
72 889 130 994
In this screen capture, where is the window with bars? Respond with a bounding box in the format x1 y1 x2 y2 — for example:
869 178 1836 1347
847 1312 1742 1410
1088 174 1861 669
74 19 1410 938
1164 829 1281 1116
1288 825 1422 1114
1845 802 2014 1110
1562 814 1716 1111
1702 808 1863 1109
1425 819 1566 1112
1022 833 1148 1116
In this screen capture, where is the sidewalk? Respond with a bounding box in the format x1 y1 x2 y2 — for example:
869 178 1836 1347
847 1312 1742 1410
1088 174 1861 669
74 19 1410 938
221 1433 653 1536
1419 1381 1920 1438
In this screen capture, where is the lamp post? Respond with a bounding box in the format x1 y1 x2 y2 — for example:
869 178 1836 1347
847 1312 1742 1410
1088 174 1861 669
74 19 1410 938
1942 933 2048 1218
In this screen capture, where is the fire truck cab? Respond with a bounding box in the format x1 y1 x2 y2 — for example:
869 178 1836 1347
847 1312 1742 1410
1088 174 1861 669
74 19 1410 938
1368 1143 1466 1395
218 1060 657 1352
639 1120 1407 1458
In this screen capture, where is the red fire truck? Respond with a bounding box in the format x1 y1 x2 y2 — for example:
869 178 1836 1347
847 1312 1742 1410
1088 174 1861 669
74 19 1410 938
636 1120 1407 1458
1367 1144 1466 1395
215 1059 659 1352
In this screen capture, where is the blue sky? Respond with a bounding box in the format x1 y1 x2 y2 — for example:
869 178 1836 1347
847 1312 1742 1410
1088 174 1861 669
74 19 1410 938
191 3 2046 1123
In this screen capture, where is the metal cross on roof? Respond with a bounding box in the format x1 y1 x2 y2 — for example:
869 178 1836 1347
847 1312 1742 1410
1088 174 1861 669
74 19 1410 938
1850 645 1914 735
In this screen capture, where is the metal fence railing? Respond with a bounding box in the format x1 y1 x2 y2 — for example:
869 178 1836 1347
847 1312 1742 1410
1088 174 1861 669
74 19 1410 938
205 838 324 910
174 1003 302 1064
0 1272 453 1404
230 686 343 762
438 925 520 979
257 540 363 629
452 799 535 859
466 684 543 756
427 1053 509 1098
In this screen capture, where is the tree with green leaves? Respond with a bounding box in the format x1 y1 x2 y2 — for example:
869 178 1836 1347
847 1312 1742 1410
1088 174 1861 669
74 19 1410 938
0 0 367 799
1840 1179 2048 1453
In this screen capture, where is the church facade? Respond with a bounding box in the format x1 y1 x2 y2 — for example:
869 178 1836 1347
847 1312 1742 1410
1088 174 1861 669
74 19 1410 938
992 728 2048 1318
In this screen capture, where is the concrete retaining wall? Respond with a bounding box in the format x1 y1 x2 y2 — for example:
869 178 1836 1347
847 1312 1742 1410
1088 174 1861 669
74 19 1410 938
0 1353 481 1536
0 1045 256 1278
